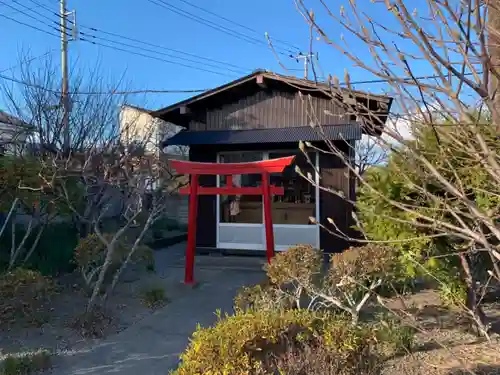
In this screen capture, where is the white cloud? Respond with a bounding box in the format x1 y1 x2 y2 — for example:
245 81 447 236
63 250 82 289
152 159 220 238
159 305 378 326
381 116 414 144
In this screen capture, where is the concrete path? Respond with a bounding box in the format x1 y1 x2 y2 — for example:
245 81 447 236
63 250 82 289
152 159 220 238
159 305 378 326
50 244 266 375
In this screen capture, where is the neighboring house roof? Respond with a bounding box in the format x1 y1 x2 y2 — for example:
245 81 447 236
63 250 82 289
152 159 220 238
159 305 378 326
0 110 31 129
164 124 362 147
0 111 33 150
120 104 153 114
150 70 393 130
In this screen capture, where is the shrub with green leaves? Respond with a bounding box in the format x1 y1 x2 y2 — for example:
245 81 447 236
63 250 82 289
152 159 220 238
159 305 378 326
372 313 416 356
173 309 381 375
146 216 183 241
140 285 168 309
0 222 78 276
329 244 395 285
356 122 499 307
323 244 397 322
235 244 397 324
0 349 52 375
234 280 293 313
263 244 323 310
266 244 323 286
0 268 55 327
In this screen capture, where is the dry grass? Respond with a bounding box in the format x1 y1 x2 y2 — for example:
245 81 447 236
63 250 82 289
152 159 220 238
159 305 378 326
380 290 500 375
68 307 116 339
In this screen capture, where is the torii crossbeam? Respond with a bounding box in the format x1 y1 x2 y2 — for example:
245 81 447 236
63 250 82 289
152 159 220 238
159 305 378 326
169 156 295 284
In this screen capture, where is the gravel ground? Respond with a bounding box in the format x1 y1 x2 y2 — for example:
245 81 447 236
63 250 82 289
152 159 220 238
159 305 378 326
0 244 191 355
2 250 499 375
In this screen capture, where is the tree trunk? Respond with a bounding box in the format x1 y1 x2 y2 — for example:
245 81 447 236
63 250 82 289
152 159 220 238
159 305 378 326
488 2 500 130
459 253 489 339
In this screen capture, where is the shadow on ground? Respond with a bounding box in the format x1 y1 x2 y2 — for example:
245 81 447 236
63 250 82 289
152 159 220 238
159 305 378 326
448 364 500 374
48 244 266 375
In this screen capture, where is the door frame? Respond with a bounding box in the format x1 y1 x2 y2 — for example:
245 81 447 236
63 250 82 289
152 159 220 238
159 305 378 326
215 149 320 251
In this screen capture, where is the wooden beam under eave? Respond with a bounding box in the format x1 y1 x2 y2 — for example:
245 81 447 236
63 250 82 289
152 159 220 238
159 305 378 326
180 106 191 115
256 74 267 88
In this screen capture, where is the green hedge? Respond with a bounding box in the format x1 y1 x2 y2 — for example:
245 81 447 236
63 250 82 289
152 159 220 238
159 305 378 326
148 217 187 241
173 309 380 375
0 221 78 276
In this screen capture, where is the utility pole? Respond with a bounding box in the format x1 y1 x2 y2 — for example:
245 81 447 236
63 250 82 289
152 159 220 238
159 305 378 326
60 0 70 153
291 52 316 79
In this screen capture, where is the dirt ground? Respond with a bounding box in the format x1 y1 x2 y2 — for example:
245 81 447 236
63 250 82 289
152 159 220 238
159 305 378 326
381 290 500 375
2 253 500 375
0 261 190 356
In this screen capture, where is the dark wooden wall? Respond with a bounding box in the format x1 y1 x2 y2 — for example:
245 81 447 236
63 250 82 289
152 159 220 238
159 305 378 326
318 141 355 254
189 90 354 131
189 146 217 248
189 141 355 252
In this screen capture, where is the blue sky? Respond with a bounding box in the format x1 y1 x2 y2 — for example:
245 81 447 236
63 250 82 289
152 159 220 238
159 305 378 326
0 0 430 111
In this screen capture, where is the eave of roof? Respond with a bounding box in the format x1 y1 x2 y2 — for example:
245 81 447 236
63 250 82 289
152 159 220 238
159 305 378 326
150 70 393 127
161 124 362 148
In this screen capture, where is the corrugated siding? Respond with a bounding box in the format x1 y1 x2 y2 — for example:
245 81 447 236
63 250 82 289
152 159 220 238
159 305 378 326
189 91 352 131
165 124 362 146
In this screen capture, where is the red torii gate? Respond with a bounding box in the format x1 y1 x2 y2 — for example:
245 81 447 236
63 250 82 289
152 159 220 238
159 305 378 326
169 156 295 284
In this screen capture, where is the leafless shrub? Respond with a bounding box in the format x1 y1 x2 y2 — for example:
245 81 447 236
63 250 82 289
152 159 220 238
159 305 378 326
239 244 396 325
281 0 500 341
0 54 185 313
266 338 380 375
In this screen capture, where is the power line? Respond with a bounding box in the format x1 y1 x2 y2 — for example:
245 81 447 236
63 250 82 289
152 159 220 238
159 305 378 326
80 25 251 73
13 0 58 24
0 0 48 17
35 0 293 59
79 37 238 77
148 0 293 56
14 2 250 75
25 0 58 13
1 9 242 77
343 70 482 86
0 49 56 73
0 72 208 95
0 0 62 34
171 0 300 51
0 9 484 87
4 7 484 94
0 11 60 38
78 31 248 75
23 0 252 72
2 66 484 97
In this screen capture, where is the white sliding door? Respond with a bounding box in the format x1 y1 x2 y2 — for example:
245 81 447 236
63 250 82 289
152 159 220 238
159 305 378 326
216 150 319 251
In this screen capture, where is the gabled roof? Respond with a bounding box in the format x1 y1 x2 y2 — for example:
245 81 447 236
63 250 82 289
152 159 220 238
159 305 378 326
0 110 32 129
150 69 393 131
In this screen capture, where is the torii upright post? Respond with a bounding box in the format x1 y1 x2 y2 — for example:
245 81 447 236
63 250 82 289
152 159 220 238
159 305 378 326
169 156 295 285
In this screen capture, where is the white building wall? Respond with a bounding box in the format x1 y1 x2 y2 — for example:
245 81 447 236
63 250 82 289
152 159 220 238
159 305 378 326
118 105 189 224
118 105 187 157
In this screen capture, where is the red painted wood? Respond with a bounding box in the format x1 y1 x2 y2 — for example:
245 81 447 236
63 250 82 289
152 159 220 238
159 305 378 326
226 175 233 187
185 174 199 285
261 172 275 263
179 186 284 196
174 156 295 282
169 156 295 175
